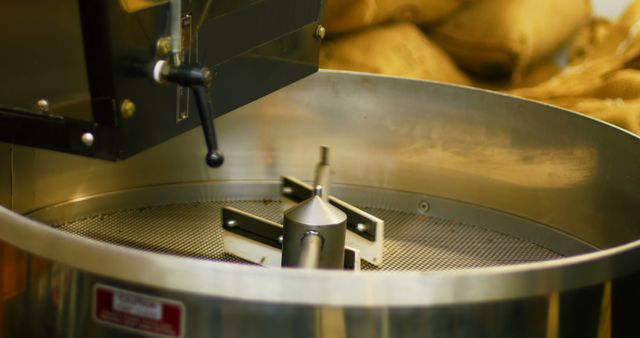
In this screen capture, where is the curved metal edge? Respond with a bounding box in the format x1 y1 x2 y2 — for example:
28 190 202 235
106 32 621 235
322 70 640 141
6 70 640 306
2 205 640 307
12 70 640 249
27 180 596 257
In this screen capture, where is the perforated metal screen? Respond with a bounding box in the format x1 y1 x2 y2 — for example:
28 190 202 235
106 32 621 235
55 199 562 272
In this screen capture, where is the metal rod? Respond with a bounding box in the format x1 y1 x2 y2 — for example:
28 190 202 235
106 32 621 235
320 145 329 165
314 146 331 202
297 231 322 269
170 0 183 65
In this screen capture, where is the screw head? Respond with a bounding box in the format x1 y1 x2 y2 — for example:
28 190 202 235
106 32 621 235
277 235 284 244
120 99 136 119
81 132 94 147
418 200 430 213
156 37 171 57
282 186 293 195
226 219 237 228
314 25 326 40
201 67 213 86
37 99 49 112
356 223 367 233
178 111 188 121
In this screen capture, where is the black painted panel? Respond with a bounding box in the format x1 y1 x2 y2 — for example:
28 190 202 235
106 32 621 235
1 0 322 161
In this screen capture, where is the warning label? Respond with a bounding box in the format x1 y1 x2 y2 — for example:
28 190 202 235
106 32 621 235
94 284 184 338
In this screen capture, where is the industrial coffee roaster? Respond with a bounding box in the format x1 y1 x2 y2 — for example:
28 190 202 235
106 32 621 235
2 1 640 337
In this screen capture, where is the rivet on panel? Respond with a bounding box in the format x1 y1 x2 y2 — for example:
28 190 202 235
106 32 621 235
81 132 94 147
120 99 136 119
37 99 49 112
314 25 326 40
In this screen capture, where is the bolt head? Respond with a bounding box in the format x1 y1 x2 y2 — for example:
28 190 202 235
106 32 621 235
37 99 49 112
226 219 237 228
282 186 293 195
81 132 94 147
418 200 430 213
201 67 213 86
277 235 284 244
156 37 171 57
356 223 367 233
314 25 326 40
120 99 136 119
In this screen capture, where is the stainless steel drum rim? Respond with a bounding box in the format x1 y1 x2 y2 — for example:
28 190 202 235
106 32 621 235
1 187 639 307
34 181 586 268
6 70 640 309
2 206 639 307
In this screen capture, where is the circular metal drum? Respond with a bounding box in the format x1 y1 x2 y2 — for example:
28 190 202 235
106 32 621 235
2 70 640 338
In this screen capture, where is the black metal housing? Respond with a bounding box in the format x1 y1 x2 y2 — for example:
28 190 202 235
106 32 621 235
0 0 322 161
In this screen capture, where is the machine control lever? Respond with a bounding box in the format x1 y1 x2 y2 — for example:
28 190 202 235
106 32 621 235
153 61 224 167
191 85 224 168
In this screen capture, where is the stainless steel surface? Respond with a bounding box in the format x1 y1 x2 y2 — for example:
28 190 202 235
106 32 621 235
297 231 322 268
282 189 347 269
10 70 640 250
3 71 640 337
0 0 92 120
281 175 382 245
1 183 603 306
314 146 331 202
1 260 622 338
283 147 346 268
43 183 563 271
169 0 183 63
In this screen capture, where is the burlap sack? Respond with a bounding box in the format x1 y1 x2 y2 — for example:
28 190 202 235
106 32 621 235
320 22 471 85
516 69 640 101
471 57 560 91
545 97 640 135
509 1 640 136
511 1 640 100
569 18 612 64
578 1 640 61
429 0 591 80
583 69 640 100
325 0 475 35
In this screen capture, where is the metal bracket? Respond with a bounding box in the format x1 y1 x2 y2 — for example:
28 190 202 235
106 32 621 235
222 207 282 249
221 207 361 270
281 176 379 241
280 176 384 265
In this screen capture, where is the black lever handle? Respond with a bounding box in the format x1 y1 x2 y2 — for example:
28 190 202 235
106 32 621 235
192 85 224 167
161 64 224 168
